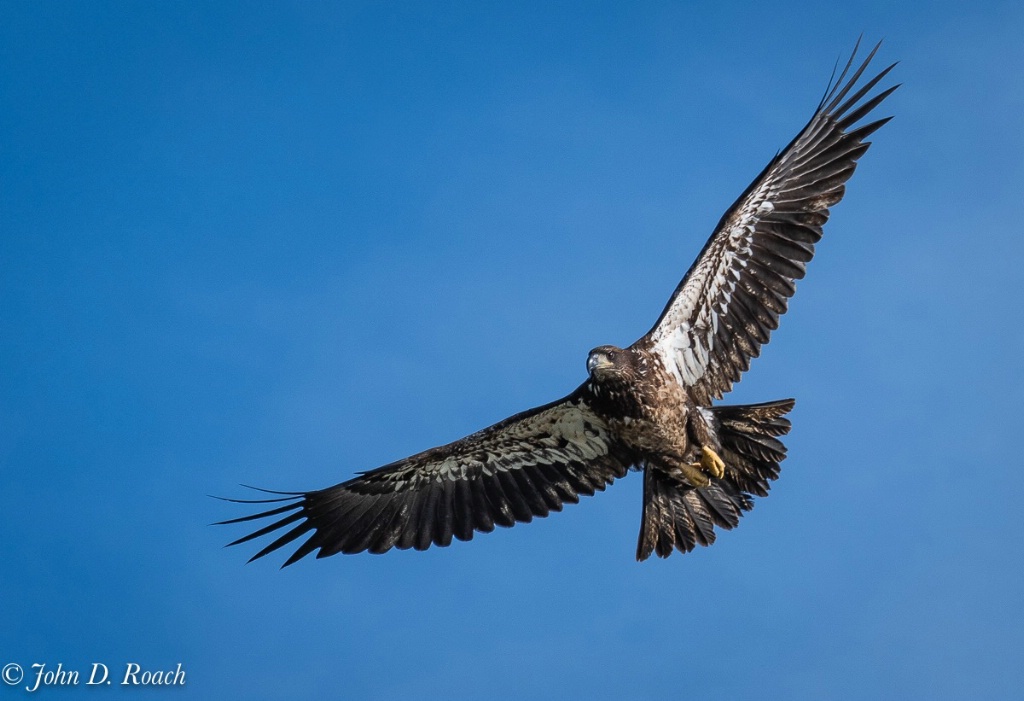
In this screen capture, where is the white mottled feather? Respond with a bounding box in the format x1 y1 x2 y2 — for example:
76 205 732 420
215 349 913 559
636 41 897 404
651 188 773 388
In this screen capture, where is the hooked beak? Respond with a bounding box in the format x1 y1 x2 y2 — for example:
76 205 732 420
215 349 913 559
587 353 613 375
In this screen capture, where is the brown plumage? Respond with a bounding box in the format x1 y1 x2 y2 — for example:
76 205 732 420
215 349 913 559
218 41 897 565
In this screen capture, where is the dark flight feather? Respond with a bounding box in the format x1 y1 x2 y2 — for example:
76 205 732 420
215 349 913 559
217 393 634 564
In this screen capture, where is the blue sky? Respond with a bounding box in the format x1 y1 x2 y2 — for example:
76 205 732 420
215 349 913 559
2 1 1022 699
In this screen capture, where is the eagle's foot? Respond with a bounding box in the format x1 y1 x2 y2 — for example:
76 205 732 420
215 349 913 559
678 463 712 488
667 446 725 488
699 445 726 479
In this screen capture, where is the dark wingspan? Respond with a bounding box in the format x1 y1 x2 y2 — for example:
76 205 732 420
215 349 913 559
638 41 898 405
217 391 634 566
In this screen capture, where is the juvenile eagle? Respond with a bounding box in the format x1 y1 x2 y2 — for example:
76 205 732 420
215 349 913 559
220 42 897 564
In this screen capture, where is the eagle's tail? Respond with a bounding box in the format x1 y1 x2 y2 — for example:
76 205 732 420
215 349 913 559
636 398 795 561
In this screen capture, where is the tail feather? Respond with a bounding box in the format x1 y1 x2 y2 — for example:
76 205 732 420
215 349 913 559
636 398 795 561
716 399 793 497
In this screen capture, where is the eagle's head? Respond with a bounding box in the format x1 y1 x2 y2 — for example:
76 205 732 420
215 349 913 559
586 345 637 384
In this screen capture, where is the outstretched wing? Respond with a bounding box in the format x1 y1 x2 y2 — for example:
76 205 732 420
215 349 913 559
638 41 898 405
218 390 634 566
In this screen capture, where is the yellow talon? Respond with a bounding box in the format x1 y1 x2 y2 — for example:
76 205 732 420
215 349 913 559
700 446 726 479
678 463 712 488
668 447 725 488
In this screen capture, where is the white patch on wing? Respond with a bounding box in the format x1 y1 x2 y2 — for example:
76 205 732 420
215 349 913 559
655 242 745 387
649 187 782 391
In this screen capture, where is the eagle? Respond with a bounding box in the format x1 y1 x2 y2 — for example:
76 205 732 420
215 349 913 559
219 41 897 565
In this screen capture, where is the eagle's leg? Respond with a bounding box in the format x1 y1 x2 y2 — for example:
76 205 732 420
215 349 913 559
685 407 726 480
697 445 726 479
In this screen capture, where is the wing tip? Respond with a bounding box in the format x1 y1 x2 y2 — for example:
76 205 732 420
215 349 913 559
215 485 319 565
821 38 899 123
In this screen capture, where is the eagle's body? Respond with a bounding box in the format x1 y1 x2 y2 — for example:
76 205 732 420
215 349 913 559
220 42 897 565
585 345 704 475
